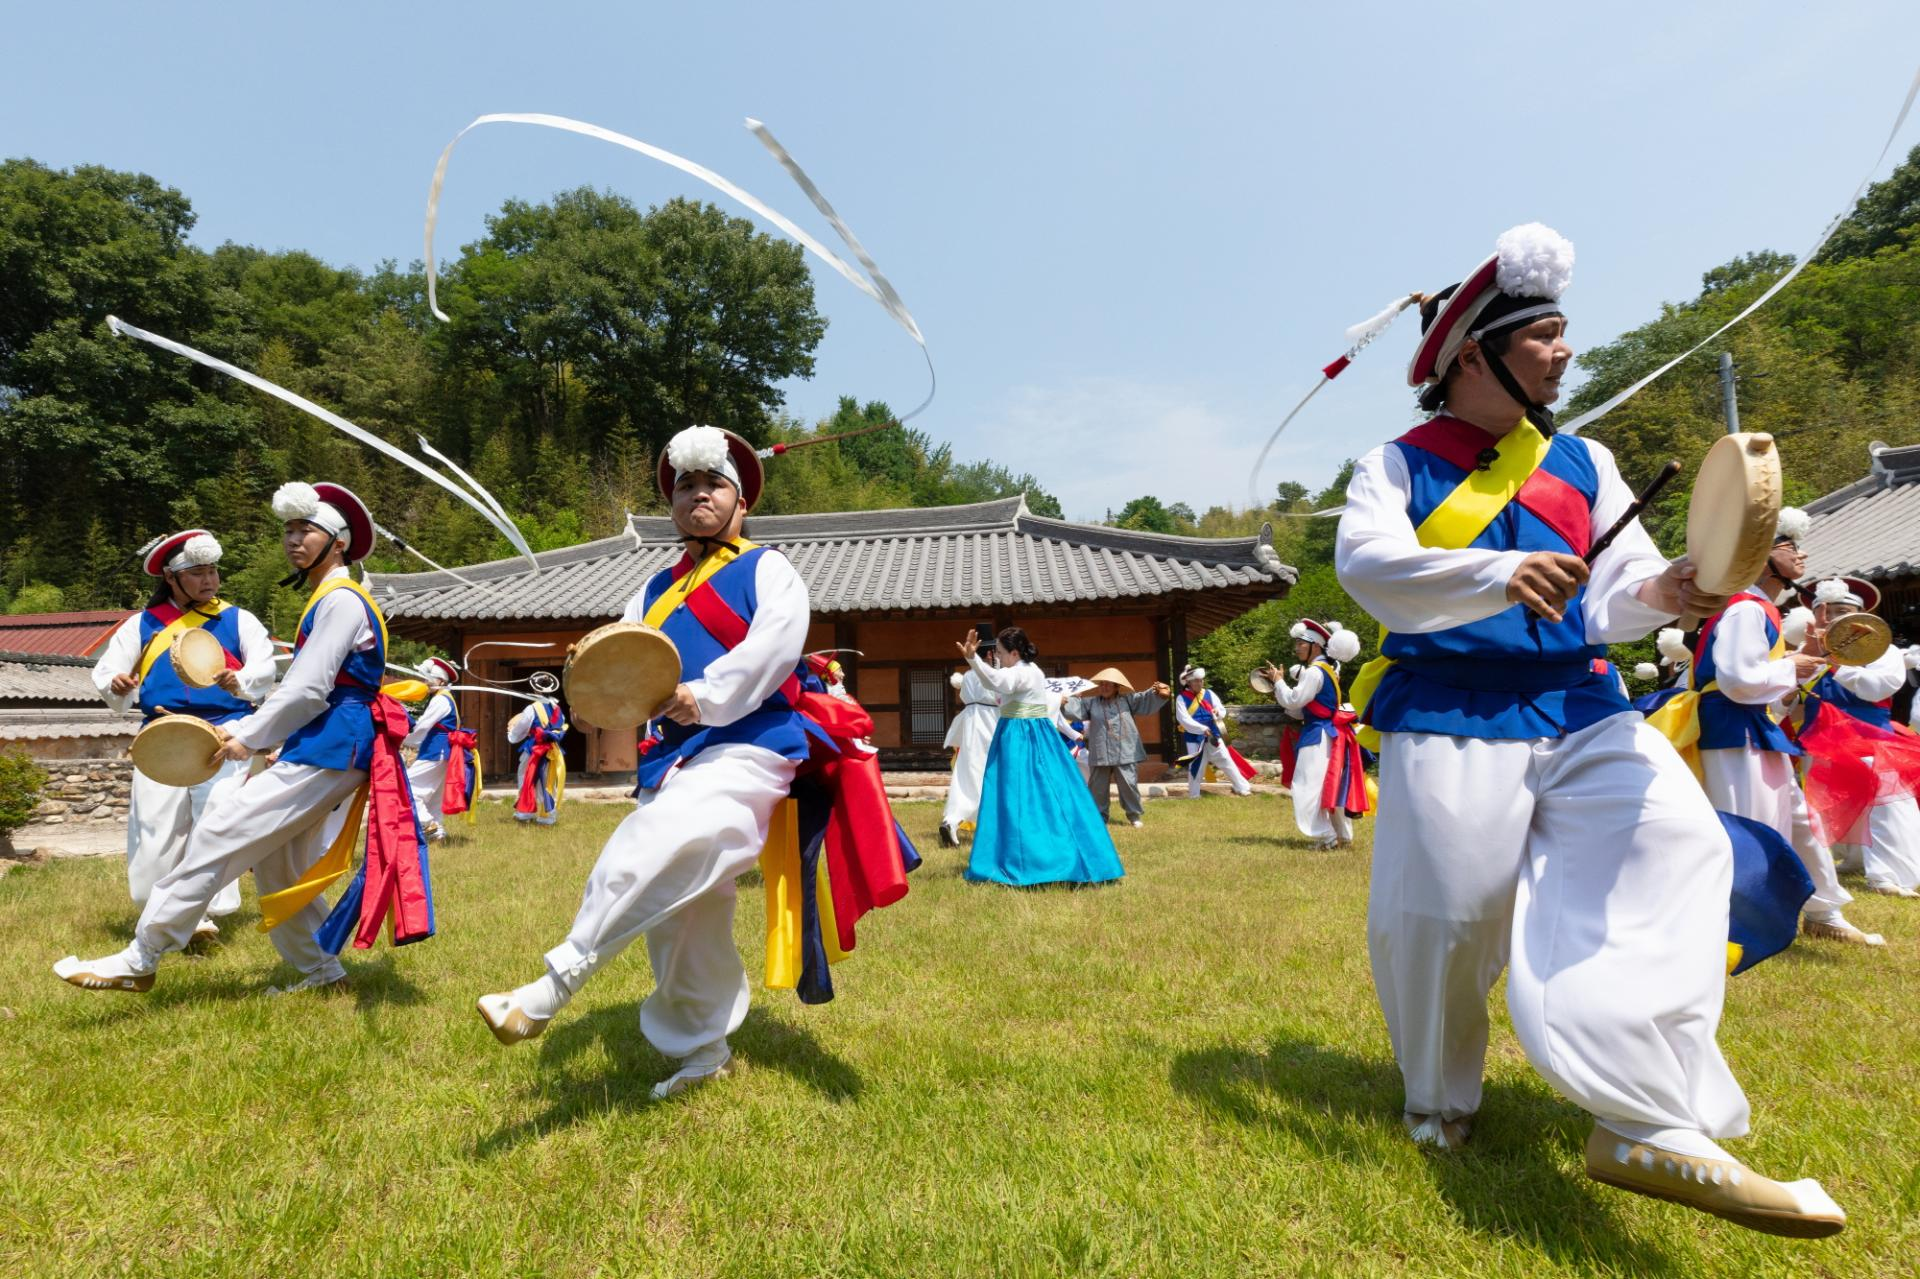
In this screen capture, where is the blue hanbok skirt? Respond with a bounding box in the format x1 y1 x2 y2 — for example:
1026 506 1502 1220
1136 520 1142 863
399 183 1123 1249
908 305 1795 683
967 711 1124 887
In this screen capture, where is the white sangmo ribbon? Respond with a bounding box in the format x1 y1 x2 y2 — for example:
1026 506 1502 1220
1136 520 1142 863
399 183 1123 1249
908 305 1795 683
423 112 935 421
106 317 540 570
1562 62 1920 434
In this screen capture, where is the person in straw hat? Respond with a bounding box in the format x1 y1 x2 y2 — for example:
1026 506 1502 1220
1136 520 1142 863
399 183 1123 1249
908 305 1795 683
57 481 434 996
1173 666 1255 799
1334 222 1845 1235
1259 618 1368 848
1795 576 1920 898
1060 668 1170 828
89 529 276 939
1669 509 1883 945
402 656 462 842
476 426 817 1097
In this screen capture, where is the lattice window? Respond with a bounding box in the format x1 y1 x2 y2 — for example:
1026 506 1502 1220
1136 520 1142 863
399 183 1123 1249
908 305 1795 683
907 668 951 745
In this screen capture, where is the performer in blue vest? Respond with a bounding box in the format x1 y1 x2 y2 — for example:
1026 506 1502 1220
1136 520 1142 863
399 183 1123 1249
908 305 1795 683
57 481 433 996
1262 618 1367 847
508 696 569 825
90 529 276 938
1799 577 1920 897
403 656 461 841
1683 512 1880 945
1335 224 1843 1235
478 426 816 1098
1173 667 1253 798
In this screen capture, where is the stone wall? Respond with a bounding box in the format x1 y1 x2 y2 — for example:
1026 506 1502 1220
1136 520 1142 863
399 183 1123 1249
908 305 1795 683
1224 704 1289 759
21 758 132 831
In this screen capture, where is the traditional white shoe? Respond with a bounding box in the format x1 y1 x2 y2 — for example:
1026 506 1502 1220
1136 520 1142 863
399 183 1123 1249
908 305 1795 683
266 966 350 996
1864 880 1920 899
1802 916 1886 946
1404 1112 1474 1149
652 1049 735 1100
1584 1126 1846 1238
424 820 447 844
53 950 156 993
476 992 551 1045
1129 819 1143 829
192 919 220 939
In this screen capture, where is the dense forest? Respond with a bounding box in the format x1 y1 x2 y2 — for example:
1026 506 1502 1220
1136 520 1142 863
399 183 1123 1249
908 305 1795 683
7 147 1920 689
0 162 1059 635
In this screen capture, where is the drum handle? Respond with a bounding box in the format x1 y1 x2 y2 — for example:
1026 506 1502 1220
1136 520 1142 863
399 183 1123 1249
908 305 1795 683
1584 460 1680 566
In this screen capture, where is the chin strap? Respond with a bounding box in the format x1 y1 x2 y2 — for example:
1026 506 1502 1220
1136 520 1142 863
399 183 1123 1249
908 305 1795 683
278 565 311 589
680 534 744 559
1482 348 1556 434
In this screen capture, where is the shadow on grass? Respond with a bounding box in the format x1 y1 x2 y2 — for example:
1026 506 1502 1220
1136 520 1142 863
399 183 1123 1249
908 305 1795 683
474 1004 862 1157
1170 1033 1689 1274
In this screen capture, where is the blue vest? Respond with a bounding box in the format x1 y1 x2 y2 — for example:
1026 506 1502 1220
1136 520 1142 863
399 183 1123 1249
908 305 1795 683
634 547 811 789
1805 671 1894 732
516 700 568 762
416 691 458 762
1694 595 1799 754
135 604 252 725
280 584 387 772
1366 433 1626 740
1296 662 1342 750
1181 690 1219 746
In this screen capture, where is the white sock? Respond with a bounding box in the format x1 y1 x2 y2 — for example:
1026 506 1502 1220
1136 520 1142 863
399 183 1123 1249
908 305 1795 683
511 972 568 1021
1598 1120 1733 1163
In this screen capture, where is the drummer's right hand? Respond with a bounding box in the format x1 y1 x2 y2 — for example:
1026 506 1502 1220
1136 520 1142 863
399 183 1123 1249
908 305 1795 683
653 683 703 726
109 673 138 696
1506 552 1589 623
215 736 255 763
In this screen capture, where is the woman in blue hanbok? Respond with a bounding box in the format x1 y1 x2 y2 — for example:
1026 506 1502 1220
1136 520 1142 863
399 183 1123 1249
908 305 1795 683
959 626 1123 887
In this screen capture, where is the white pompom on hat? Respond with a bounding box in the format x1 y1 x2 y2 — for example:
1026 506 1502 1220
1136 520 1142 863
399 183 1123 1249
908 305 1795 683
1655 627 1690 665
1812 578 1864 610
1326 624 1361 663
1781 607 1816 649
1180 666 1207 684
418 657 459 685
657 425 763 509
139 529 222 576
272 481 374 562
1410 222 1575 387
1774 506 1811 546
1632 662 1660 682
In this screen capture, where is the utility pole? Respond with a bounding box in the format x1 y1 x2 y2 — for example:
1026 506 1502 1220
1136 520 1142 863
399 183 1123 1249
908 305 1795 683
1718 351 1741 435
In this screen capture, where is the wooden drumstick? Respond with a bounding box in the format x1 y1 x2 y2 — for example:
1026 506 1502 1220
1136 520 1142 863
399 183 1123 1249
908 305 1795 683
1584 460 1682 566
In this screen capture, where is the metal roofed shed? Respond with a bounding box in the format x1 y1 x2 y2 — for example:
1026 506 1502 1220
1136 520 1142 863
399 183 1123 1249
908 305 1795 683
368 495 1296 772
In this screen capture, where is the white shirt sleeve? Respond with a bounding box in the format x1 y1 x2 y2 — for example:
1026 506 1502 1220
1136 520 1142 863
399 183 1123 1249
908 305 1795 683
233 608 278 705
1579 438 1684 642
223 579 374 751
1832 647 1907 701
403 692 454 749
1273 664 1324 712
90 615 143 713
687 551 811 728
619 585 651 624
1174 692 1216 735
1708 600 1798 704
966 652 1021 698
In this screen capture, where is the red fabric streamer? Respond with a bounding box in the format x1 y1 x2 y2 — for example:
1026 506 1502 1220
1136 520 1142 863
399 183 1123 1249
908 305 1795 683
1318 708 1372 816
1795 701 1920 843
353 693 434 947
515 736 554 814
1278 723 1300 789
442 728 477 815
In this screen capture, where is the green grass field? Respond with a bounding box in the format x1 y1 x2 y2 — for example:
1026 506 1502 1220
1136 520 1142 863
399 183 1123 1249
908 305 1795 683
2 795 1916 1278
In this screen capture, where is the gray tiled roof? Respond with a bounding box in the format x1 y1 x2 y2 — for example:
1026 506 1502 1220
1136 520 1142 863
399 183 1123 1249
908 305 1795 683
0 652 99 704
368 495 1295 631
0 707 140 741
1802 443 1920 581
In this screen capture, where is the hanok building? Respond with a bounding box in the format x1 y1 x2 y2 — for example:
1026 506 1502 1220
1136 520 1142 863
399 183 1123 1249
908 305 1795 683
1802 440 1920 639
369 496 1295 776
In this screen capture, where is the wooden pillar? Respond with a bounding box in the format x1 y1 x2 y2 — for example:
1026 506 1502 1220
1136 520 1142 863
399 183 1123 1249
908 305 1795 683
1161 610 1187 763
835 617 860 697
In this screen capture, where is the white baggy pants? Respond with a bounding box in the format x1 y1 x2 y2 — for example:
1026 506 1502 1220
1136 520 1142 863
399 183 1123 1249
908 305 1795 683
127 761 246 920
1700 748 1851 918
407 756 448 830
1369 713 1748 1142
1289 737 1353 843
942 705 996 829
137 762 366 978
542 745 798 1060
1834 797 1920 892
1187 738 1252 798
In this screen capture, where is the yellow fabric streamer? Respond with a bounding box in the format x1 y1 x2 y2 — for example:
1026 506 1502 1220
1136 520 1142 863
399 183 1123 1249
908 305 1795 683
760 798 803 990
256 784 368 931
134 600 230 682
641 537 761 630
1349 418 1552 751
1642 626 1785 787
381 678 429 703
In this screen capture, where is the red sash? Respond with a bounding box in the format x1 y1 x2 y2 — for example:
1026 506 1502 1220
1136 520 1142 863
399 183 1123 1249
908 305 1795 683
442 728 478 815
1400 416 1592 555
515 734 556 813
1794 701 1920 842
352 690 434 947
1278 723 1301 789
1316 709 1372 816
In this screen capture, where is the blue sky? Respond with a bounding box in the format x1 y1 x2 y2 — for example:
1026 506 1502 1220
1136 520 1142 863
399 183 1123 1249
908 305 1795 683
6 2 1916 519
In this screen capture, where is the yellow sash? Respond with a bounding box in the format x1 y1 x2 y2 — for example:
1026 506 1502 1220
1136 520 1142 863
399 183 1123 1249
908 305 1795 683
529 699 567 805
641 537 760 629
1348 419 1552 750
134 600 231 682
1643 624 1786 786
255 575 393 932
